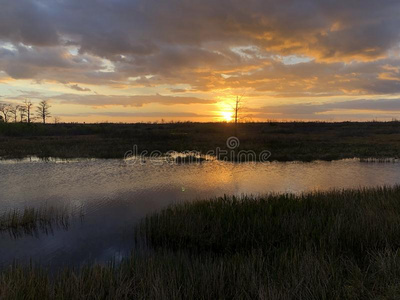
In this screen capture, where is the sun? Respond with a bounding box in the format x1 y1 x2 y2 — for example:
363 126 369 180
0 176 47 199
220 111 233 122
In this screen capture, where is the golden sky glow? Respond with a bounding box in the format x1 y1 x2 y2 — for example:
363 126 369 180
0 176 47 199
219 111 233 123
1 0 400 122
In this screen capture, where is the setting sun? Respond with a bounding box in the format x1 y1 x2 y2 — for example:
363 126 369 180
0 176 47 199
220 111 233 122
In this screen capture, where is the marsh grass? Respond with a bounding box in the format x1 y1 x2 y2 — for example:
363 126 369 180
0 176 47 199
136 186 400 257
2 122 400 161
3 249 400 299
0 206 73 237
3 187 400 298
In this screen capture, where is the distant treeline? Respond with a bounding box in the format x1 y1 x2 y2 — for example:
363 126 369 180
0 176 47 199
0 100 53 124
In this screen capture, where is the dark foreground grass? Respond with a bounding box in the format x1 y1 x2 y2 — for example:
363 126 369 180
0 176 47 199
4 250 400 299
1 121 400 161
2 187 400 299
136 187 400 257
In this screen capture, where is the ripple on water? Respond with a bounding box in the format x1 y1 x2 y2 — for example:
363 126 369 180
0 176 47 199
1 158 400 268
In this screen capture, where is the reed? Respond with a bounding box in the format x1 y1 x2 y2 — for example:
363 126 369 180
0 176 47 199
0 206 72 236
136 186 400 257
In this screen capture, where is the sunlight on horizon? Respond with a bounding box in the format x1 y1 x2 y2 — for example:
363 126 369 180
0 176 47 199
220 110 233 122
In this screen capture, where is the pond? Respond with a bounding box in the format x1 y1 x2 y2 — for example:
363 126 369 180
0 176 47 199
1 158 400 269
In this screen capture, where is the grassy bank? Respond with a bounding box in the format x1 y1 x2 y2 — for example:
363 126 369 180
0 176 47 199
1 121 400 161
2 187 400 298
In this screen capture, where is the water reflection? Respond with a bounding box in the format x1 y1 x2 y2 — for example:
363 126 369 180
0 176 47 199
1 158 400 269
0 206 81 240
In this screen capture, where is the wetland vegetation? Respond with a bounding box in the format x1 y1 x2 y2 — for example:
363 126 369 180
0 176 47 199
2 186 400 299
0 206 74 237
1 121 400 161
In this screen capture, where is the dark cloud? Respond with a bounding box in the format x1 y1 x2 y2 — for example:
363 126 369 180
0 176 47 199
58 0 398 62
0 0 59 46
2 0 400 59
0 44 105 80
0 0 400 103
68 84 91 92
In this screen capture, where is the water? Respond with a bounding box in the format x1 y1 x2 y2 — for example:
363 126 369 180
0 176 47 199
1 158 400 268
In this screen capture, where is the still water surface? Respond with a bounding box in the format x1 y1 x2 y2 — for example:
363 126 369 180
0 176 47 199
1 158 399 268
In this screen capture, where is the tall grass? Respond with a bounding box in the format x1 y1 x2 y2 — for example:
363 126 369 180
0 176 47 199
3 249 400 299
3 187 400 298
136 186 400 257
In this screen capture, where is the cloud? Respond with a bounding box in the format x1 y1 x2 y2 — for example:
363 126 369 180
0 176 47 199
51 93 216 107
58 112 210 118
169 88 188 93
0 44 106 80
0 0 400 107
253 98 400 116
0 0 59 46
68 84 91 92
51 0 400 62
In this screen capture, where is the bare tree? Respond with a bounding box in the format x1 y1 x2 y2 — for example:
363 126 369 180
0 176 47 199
36 100 51 124
230 95 247 128
228 95 249 136
0 103 12 123
54 116 61 124
19 106 27 122
9 105 20 123
233 96 244 125
23 100 34 123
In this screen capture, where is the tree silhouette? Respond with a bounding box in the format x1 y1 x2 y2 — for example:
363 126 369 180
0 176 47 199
9 105 20 123
232 95 245 125
230 95 246 135
19 106 27 122
36 100 51 124
0 103 11 123
23 100 34 123
53 116 61 124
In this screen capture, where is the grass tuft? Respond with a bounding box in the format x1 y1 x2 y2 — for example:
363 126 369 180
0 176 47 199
0 206 73 237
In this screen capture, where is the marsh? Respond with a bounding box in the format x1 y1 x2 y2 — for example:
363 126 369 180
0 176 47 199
1 157 400 268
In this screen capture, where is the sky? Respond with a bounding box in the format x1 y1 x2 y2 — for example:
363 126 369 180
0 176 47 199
1 0 400 123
